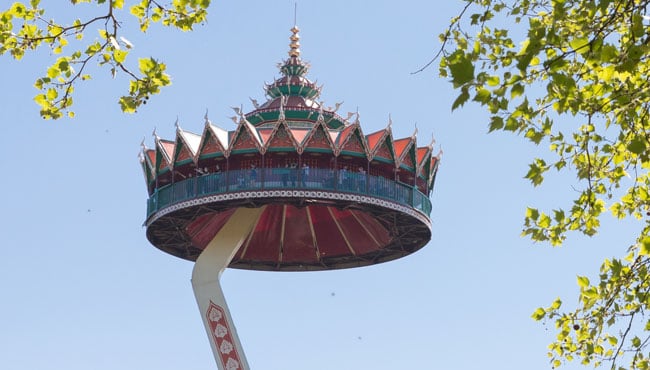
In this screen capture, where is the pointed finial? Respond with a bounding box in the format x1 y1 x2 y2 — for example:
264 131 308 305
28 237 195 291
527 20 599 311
174 116 180 130
140 137 147 150
429 132 436 148
152 127 158 138
204 109 210 124
289 19 301 58
413 122 418 137
388 113 393 128
354 107 360 125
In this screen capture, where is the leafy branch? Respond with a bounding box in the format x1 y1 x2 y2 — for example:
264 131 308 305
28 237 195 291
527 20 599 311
437 1 650 368
0 0 211 119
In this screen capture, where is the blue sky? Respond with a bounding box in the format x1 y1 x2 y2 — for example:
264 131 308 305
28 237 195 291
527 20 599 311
0 1 639 369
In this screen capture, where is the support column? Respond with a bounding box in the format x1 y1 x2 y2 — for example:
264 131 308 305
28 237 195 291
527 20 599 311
191 207 265 370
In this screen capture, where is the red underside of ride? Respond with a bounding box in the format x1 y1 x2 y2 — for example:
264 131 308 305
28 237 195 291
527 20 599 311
185 205 392 265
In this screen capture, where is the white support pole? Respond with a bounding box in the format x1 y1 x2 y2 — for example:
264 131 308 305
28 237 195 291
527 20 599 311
191 207 265 370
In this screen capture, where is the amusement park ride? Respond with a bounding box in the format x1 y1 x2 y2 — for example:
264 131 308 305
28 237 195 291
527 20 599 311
140 24 440 370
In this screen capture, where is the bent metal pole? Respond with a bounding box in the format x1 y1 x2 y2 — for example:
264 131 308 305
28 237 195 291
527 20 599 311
191 207 265 370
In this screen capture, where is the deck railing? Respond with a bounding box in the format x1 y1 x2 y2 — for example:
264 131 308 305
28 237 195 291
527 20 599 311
147 168 432 218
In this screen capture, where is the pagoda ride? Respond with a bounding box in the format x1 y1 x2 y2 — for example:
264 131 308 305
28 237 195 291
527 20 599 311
140 25 440 370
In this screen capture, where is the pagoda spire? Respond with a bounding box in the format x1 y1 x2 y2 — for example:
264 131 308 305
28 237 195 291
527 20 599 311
288 25 300 59
279 24 309 77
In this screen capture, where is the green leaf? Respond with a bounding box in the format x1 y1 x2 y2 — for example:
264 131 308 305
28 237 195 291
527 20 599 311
525 207 539 220
550 298 562 310
118 96 137 113
486 75 500 86
488 116 504 131
531 307 546 320
577 276 590 288
569 37 589 54
46 65 60 79
510 83 524 99
451 89 470 110
113 49 128 64
9 2 27 17
627 137 646 155
640 237 650 256
448 52 475 86
473 88 491 104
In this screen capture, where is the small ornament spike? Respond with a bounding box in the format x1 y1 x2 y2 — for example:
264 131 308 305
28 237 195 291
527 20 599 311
293 2 297 27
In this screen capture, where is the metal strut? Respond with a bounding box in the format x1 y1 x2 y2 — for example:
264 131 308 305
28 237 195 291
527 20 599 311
191 207 265 370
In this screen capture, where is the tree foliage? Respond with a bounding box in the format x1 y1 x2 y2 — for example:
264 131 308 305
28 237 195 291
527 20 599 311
436 0 650 369
0 0 210 119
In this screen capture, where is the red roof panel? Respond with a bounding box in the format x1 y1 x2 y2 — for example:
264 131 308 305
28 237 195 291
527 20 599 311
393 138 412 160
365 130 386 152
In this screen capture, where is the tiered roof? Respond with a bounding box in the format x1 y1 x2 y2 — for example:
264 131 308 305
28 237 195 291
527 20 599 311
141 26 440 190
